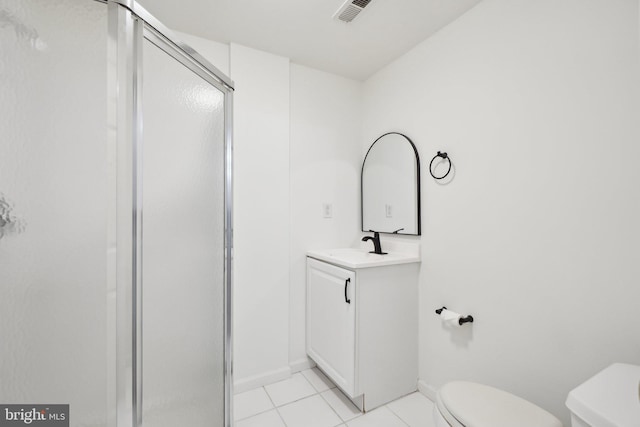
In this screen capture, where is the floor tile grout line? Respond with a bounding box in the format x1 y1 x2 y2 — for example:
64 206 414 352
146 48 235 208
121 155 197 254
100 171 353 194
233 386 277 423
236 369 331 405
278 393 345 427
234 406 275 423
317 387 363 424
236 369 366 427
263 385 279 408
297 370 313 385
274 390 320 409
384 403 412 427
273 405 289 427
261 384 290 427
302 366 362 423
274 387 351 427
275 389 339 427
269 371 321 409
319 388 353 424
237 371 430 427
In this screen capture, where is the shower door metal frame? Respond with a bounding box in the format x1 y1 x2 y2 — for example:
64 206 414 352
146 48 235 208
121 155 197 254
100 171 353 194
107 1 234 426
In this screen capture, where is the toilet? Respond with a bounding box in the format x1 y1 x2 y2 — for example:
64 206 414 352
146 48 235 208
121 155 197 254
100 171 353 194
566 363 640 427
433 381 563 427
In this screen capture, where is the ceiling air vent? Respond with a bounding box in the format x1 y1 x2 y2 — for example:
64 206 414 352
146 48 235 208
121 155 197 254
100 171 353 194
333 0 373 23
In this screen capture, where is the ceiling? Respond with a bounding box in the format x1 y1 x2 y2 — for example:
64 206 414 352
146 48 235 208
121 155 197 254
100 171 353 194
137 0 482 81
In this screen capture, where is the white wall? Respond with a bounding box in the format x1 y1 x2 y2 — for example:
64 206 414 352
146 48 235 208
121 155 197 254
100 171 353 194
289 64 363 367
362 0 640 424
230 43 292 385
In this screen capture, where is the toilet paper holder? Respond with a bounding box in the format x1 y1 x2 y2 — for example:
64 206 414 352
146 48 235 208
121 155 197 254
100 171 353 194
435 306 474 325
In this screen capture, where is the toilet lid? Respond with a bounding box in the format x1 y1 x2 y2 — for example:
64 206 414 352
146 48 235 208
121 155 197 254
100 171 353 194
566 363 640 427
437 381 563 427
437 392 465 427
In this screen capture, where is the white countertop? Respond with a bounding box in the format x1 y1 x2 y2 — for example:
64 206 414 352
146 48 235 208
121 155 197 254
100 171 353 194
307 246 420 269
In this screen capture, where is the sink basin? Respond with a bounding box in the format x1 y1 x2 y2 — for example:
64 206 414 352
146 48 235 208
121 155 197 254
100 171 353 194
307 247 420 269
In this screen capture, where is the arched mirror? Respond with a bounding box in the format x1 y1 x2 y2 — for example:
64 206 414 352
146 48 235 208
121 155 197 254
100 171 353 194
362 132 421 235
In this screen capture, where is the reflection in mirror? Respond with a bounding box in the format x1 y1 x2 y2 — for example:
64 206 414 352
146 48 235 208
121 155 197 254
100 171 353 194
362 132 420 235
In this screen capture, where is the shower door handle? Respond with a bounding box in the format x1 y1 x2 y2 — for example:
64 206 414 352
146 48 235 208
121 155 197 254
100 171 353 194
344 278 351 304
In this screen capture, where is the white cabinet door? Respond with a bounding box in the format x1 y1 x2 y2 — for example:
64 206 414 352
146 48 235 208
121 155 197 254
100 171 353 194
306 258 356 396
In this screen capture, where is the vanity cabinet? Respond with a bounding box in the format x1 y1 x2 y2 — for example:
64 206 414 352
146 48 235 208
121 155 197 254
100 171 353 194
306 256 419 412
306 259 357 396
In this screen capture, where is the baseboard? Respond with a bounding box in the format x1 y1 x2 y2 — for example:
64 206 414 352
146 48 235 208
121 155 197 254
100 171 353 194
233 366 291 394
418 379 438 402
289 357 316 373
233 359 317 394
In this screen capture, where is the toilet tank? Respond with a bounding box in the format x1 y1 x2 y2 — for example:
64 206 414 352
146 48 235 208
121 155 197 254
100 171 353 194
566 363 640 427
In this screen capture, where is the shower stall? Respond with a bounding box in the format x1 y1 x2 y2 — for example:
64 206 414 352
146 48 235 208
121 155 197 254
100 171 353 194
0 1 233 426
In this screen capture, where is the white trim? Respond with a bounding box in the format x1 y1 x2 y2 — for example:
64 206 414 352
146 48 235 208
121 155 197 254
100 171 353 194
289 357 316 374
233 366 291 394
418 379 438 402
233 359 317 394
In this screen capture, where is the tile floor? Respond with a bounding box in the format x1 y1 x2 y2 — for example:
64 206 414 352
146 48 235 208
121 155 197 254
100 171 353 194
234 368 437 427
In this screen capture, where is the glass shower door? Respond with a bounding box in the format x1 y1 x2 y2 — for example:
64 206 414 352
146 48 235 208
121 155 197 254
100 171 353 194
1 2 232 426
139 34 227 427
0 0 232 427
0 1 111 426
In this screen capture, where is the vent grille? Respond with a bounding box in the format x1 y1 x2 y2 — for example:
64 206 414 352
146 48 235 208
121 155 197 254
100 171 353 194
352 0 371 7
333 0 373 23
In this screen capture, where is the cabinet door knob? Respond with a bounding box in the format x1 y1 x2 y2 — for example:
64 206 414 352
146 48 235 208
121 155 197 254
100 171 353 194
344 278 351 304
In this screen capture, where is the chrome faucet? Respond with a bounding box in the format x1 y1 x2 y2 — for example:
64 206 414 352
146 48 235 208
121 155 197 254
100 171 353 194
362 231 387 255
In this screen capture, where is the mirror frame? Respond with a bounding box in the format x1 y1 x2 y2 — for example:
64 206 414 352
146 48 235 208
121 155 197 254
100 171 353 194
361 132 421 236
